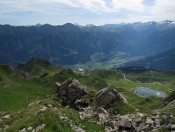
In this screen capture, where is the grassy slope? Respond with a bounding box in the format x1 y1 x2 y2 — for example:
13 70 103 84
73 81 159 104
106 69 175 113
0 65 54 111
1 95 104 132
50 68 175 114
1 65 175 113
1 64 175 131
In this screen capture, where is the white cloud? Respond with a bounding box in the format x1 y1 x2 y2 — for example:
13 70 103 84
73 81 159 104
0 0 175 25
0 0 148 15
39 0 112 12
149 0 175 20
37 0 146 12
111 0 145 12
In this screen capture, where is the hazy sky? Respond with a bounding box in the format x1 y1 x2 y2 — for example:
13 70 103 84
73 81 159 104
0 0 175 25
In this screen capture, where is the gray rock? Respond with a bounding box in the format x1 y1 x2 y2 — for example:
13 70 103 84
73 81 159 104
40 107 47 112
27 126 33 131
79 108 94 120
47 104 53 108
3 115 11 119
145 118 154 125
154 119 160 127
151 115 157 120
4 125 9 130
141 124 149 130
60 114 68 121
56 78 87 106
134 126 143 132
97 107 109 123
105 127 118 132
119 116 132 128
74 127 85 132
136 112 145 118
55 82 61 87
105 120 118 129
95 87 128 108
53 107 58 110
105 127 111 132
20 128 26 132
144 126 153 132
15 70 30 80
133 115 142 125
132 121 137 129
36 124 45 132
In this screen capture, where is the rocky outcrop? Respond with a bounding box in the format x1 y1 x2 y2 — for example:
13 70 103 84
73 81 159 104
97 107 110 123
15 70 30 80
77 100 175 132
78 105 175 132
56 78 87 106
17 57 53 73
162 90 175 107
95 87 128 108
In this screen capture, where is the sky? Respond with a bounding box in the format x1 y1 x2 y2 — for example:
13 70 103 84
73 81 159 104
0 0 175 25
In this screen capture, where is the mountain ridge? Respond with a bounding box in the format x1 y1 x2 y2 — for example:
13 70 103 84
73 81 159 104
0 21 175 69
120 48 175 71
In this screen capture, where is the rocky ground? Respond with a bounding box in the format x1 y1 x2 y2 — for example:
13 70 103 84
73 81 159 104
80 107 175 132
56 78 175 132
0 78 175 132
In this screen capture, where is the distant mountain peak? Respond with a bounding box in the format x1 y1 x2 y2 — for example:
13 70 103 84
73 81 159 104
35 23 42 27
61 23 79 30
17 57 54 74
62 23 77 27
85 24 97 27
159 20 175 25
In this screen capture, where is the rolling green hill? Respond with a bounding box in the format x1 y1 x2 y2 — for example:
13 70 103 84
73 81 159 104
0 58 175 131
0 64 55 111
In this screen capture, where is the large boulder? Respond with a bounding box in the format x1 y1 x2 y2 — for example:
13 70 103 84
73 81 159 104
97 107 109 123
95 87 127 108
55 78 87 106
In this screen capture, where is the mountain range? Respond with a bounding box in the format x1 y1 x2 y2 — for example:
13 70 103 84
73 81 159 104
120 48 175 71
0 20 175 69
